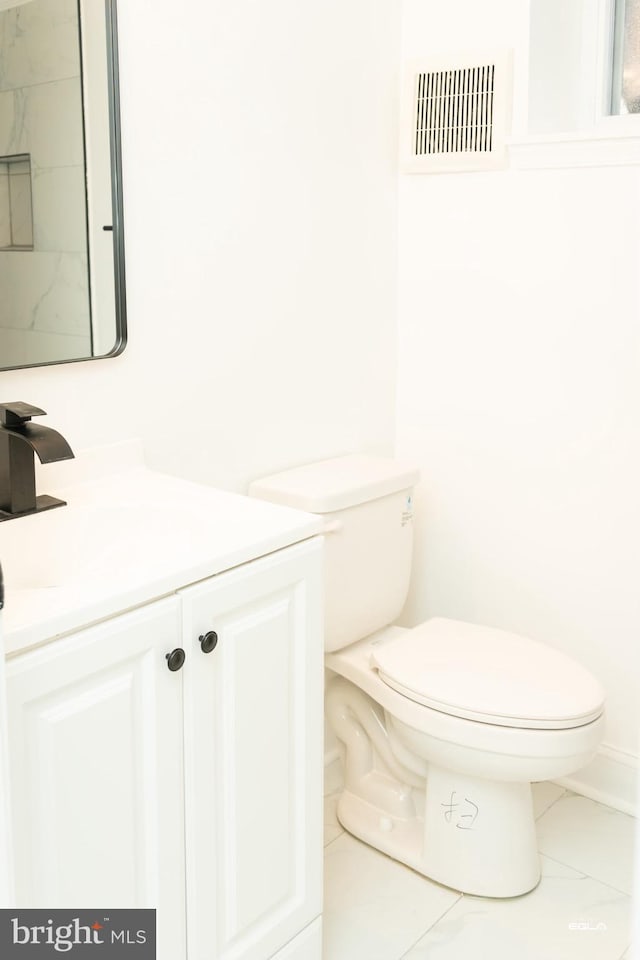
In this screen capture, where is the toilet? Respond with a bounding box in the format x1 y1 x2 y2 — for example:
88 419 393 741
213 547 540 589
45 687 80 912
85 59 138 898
249 455 605 898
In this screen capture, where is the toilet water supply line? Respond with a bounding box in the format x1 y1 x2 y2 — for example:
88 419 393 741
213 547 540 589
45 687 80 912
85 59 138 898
326 677 425 819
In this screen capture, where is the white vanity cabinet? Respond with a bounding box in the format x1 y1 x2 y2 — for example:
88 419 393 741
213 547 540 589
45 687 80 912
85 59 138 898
181 539 323 960
4 537 323 960
6 596 188 956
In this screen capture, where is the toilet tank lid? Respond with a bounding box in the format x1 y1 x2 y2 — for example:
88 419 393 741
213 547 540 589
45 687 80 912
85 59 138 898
248 455 420 513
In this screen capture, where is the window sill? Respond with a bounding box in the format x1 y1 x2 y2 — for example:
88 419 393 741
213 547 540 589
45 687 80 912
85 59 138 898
508 122 640 169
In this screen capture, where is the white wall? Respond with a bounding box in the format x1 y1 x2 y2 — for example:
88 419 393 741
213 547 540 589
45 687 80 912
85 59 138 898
397 0 640 792
0 0 401 491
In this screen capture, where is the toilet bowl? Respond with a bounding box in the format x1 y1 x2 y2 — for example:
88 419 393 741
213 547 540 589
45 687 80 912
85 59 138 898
249 455 606 898
325 622 604 897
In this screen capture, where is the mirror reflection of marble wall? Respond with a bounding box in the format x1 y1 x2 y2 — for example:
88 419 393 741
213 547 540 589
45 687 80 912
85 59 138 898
0 0 91 367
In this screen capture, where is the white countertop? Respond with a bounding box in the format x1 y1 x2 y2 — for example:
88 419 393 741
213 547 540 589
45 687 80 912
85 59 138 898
0 446 324 657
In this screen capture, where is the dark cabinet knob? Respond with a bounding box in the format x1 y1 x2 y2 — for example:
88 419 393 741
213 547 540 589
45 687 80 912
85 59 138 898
166 648 186 671
199 631 218 654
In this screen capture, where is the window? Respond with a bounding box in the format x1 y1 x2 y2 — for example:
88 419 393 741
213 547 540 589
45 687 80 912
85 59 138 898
611 0 640 113
527 0 640 136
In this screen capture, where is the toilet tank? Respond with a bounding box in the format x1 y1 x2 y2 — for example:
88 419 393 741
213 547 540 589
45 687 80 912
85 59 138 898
249 456 419 652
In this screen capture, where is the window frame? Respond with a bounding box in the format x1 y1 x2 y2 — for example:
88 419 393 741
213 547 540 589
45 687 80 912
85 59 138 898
511 0 640 169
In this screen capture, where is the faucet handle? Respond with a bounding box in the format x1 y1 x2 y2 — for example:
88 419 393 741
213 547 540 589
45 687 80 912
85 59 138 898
0 402 47 427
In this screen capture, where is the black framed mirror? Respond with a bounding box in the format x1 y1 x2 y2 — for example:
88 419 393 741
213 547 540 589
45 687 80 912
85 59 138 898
0 0 126 371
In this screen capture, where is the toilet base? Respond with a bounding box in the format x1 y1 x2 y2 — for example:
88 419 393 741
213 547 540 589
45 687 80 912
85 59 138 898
336 764 541 898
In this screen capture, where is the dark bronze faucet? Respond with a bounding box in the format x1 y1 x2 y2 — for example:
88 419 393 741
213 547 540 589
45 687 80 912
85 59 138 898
0 402 74 521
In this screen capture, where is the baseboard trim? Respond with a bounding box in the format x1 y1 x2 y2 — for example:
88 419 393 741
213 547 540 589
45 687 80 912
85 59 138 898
325 743 639 816
553 743 639 817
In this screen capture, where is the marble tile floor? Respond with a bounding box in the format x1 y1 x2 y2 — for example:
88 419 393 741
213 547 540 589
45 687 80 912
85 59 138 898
323 762 637 960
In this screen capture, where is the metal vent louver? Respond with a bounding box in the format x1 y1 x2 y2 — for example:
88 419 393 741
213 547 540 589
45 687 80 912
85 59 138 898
402 52 511 173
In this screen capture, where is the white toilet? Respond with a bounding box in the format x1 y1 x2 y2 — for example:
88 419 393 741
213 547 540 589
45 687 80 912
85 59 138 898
249 455 605 898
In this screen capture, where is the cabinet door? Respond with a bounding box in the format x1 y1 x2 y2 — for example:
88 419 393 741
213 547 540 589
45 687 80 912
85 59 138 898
0 613 13 907
6 598 186 960
181 539 323 960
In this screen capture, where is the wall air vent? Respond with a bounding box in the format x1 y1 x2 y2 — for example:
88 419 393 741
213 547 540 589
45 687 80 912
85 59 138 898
401 51 512 173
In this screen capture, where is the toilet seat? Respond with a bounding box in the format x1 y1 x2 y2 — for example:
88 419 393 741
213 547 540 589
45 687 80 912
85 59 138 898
370 618 605 730
326 626 605 781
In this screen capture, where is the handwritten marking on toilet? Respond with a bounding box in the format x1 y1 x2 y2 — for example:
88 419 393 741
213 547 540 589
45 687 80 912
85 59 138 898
441 791 479 830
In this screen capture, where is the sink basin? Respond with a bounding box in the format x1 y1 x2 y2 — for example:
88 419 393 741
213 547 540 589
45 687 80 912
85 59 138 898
0 460 323 656
0 501 209 590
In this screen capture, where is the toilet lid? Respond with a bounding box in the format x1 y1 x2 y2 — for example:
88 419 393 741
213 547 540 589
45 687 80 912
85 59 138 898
370 618 605 730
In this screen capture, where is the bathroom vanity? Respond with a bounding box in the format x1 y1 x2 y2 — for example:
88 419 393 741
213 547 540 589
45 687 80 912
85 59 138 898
0 444 324 960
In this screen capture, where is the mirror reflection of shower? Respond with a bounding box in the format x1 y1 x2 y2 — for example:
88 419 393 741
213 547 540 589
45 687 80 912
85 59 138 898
0 0 125 372
0 0 91 366
0 1 35 10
